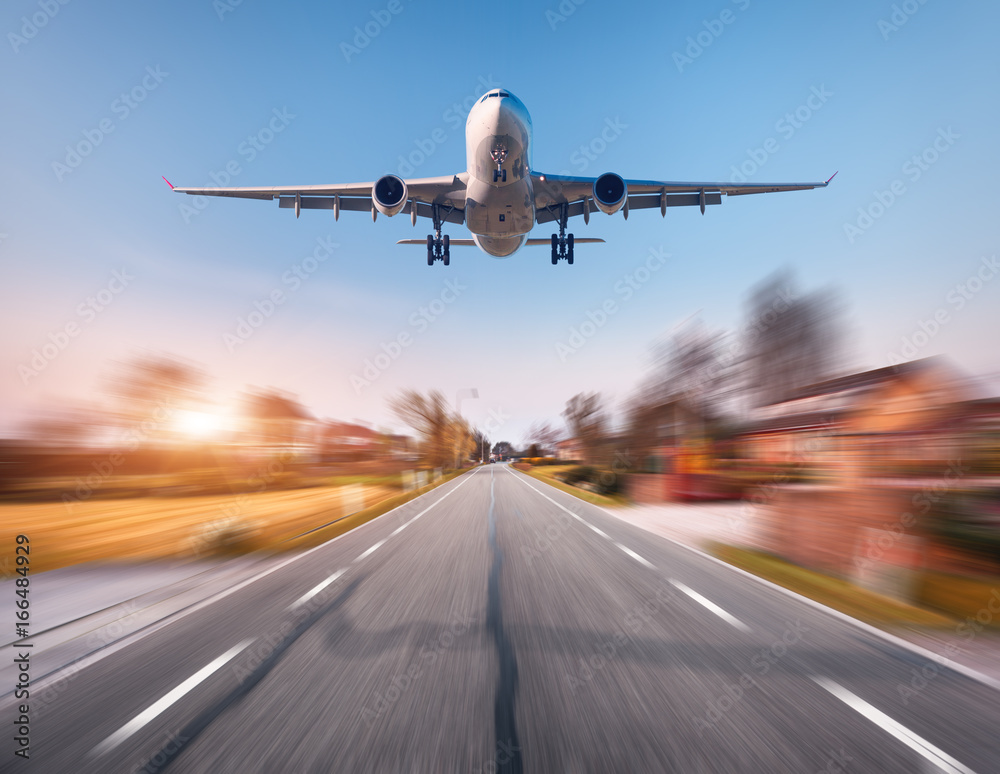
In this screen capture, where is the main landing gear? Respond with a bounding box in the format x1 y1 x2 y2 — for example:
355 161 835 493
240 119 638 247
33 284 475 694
426 204 451 266
550 203 574 265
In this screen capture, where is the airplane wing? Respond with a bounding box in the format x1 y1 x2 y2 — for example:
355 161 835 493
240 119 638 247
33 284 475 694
166 174 469 224
530 171 837 224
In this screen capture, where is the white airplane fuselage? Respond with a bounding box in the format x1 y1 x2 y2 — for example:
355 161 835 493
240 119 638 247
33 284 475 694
463 90 535 257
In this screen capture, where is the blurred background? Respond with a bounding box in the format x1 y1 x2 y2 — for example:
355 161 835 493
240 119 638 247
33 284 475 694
1 0 999 693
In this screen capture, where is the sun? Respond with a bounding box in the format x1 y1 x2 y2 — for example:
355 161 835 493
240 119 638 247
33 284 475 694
174 409 225 439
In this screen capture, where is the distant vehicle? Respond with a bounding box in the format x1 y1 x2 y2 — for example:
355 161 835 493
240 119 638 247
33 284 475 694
167 89 835 265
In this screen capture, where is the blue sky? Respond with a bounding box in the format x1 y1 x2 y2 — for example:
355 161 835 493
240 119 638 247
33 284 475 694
2 0 998 444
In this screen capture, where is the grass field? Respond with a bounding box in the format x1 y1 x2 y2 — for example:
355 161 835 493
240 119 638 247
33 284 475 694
708 542 956 628
0 468 466 576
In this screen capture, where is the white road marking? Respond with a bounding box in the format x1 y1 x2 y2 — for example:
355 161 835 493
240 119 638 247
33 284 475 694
90 639 253 757
290 570 345 610
670 579 751 633
615 542 655 569
355 539 386 561
506 465 658 569
811 677 978 774
388 465 481 535
586 523 609 538
591 504 1000 695
0 468 489 718
504 466 598 528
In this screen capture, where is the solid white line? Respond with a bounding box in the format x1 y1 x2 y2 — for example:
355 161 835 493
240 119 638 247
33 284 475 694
290 570 345 610
811 677 978 774
390 465 482 534
670 579 752 633
587 523 610 539
90 639 253 757
506 466 660 569
615 542 655 569
355 539 385 561
503 465 591 525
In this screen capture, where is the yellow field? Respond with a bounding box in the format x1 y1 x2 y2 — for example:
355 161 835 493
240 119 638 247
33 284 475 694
0 483 395 575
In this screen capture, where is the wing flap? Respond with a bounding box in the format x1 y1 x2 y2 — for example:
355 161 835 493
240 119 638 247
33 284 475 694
170 174 469 216
531 171 833 223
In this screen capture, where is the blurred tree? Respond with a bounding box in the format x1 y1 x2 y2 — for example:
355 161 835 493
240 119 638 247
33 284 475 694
743 270 847 407
23 407 96 448
524 420 563 456
471 428 489 463
650 317 735 421
492 441 514 458
562 393 608 464
104 354 206 444
390 389 462 469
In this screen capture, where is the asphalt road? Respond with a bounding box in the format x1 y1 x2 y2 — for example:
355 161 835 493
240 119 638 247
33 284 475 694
5 464 999 773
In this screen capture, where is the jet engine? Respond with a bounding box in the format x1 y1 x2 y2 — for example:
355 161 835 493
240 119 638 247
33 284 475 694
372 174 408 217
592 172 627 215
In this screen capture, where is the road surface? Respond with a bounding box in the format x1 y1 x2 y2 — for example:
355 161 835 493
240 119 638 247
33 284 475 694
5 463 998 773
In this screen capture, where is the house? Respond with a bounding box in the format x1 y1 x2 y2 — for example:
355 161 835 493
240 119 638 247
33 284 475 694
242 391 316 458
554 438 583 461
738 358 1000 587
740 357 972 481
319 421 379 461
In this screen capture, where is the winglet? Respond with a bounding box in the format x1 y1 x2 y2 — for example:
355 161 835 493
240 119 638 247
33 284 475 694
162 176 175 190
825 171 839 185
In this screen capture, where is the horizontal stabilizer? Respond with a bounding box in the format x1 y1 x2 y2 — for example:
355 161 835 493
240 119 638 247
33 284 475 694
397 239 476 246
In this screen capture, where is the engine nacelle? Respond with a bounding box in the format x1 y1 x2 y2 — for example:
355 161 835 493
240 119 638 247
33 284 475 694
372 174 408 217
592 172 627 215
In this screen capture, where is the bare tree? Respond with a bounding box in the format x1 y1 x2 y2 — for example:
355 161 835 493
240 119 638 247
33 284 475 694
650 318 736 419
104 354 206 444
524 420 563 456
390 390 461 469
743 271 846 406
22 407 96 448
562 393 608 464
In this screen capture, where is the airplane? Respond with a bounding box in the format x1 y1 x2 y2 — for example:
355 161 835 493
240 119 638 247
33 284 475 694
166 89 835 266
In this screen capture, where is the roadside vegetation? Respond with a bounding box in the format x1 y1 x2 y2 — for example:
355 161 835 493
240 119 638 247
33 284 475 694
513 460 628 507
708 542 956 628
0 466 469 574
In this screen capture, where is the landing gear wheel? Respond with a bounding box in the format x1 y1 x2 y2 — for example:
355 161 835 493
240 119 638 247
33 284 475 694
549 203 575 264
424 203 456 266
